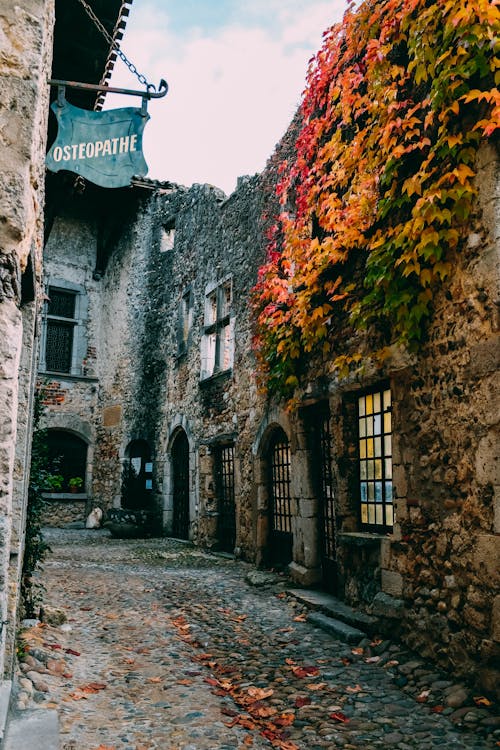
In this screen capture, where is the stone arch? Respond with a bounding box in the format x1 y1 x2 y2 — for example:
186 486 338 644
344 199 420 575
43 414 94 494
163 415 198 539
253 411 295 567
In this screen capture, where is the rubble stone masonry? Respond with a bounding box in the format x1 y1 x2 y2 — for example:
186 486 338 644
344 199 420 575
0 0 54 678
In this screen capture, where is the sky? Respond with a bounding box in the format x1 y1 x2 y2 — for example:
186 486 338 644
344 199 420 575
105 0 347 195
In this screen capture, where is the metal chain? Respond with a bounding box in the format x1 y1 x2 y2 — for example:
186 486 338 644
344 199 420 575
76 0 154 90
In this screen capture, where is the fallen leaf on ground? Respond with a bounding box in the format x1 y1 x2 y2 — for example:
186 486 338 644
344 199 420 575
474 696 493 707
81 682 107 693
65 648 80 656
306 682 327 691
292 665 319 678
351 647 364 655
293 614 307 622
177 679 192 686
416 690 430 702
247 686 273 700
345 684 363 693
294 696 311 708
364 656 381 663
431 705 444 713
243 736 254 746
330 711 349 723
147 677 162 684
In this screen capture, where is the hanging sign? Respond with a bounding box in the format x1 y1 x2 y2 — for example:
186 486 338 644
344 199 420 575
46 96 149 188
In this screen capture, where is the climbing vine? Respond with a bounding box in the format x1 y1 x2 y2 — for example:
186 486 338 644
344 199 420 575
252 0 499 400
21 392 51 618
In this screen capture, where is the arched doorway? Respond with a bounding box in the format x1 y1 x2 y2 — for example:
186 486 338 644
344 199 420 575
122 439 153 510
46 430 87 492
171 430 190 539
268 427 293 566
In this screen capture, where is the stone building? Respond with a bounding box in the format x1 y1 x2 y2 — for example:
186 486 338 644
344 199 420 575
0 0 493 707
0 0 132 728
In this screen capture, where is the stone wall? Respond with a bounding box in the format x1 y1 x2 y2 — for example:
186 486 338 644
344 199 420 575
0 0 54 679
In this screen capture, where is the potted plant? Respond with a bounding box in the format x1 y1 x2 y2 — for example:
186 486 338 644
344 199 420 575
68 477 83 493
45 474 64 492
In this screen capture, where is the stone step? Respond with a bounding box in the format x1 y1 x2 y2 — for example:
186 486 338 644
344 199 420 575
287 588 378 634
308 611 366 644
3 709 59 750
0 680 12 744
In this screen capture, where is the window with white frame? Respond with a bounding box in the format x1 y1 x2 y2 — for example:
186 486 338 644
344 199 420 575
358 387 393 531
177 288 193 356
200 278 234 379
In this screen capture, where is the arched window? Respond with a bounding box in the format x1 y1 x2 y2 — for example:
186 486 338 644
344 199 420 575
46 430 87 492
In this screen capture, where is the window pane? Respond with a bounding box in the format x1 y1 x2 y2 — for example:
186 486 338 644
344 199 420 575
219 323 232 370
360 440 367 459
358 397 365 416
375 459 382 479
384 411 392 433
366 417 373 437
383 389 391 410
48 289 75 318
385 458 392 479
368 504 375 524
374 437 382 457
385 481 393 501
220 282 232 317
386 504 394 527
361 504 368 524
375 481 382 501
367 438 374 458
375 505 383 525
359 418 366 438
373 413 381 435
365 394 373 415
384 434 392 456
206 292 217 325
46 321 73 372
373 392 381 412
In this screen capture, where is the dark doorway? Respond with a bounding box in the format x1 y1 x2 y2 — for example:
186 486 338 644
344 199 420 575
122 439 153 510
310 403 337 592
268 428 293 566
214 444 236 553
171 430 190 539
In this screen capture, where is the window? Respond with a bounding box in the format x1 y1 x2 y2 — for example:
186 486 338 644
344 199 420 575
46 430 87 493
45 288 77 373
200 278 234 379
177 288 193 356
358 388 393 531
40 280 88 377
160 220 175 252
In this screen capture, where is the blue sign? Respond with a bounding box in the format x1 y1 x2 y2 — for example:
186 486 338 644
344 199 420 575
46 98 149 188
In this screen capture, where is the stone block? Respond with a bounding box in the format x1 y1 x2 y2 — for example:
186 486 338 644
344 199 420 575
475 429 500 485
473 534 500 586
308 611 366 644
381 569 403 597
288 562 321 587
492 595 500 643
372 591 405 619
102 405 122 428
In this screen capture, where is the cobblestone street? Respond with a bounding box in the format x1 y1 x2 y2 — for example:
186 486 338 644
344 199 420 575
15 530 500 749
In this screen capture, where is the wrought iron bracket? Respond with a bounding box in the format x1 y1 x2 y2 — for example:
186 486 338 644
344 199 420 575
49 78 168 116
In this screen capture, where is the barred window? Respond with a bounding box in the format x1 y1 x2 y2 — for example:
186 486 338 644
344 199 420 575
358 388 393 531
45 288 77 373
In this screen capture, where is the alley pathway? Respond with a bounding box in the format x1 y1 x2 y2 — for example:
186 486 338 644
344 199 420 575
15 529 499 750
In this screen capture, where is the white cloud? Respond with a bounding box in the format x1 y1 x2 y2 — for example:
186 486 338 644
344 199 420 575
106 1 345 194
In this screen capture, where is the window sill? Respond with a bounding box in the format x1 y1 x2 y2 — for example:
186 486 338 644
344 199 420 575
199 368 233 386
337 531 388 548
42 493 87 501
38 370 98 383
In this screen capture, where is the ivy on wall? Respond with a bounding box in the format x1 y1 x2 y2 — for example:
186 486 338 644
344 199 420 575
252 0 499 400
